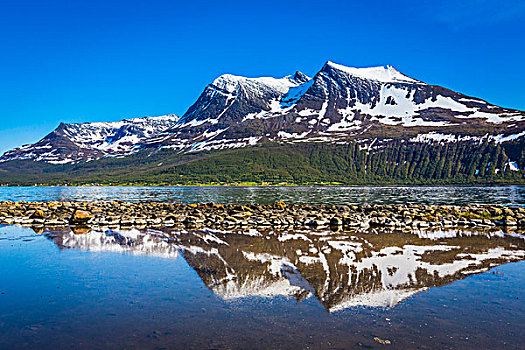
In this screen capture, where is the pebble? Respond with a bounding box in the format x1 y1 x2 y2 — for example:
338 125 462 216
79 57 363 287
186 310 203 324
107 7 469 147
0 201 524 232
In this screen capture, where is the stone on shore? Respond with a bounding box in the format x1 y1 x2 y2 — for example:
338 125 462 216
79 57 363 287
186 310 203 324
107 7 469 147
70 210 93 224
0 200 523 234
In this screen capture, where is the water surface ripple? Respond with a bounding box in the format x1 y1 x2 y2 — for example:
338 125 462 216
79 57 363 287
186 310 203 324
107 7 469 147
0 185 524 205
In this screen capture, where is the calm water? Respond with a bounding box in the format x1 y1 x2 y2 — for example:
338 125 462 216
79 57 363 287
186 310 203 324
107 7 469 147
1 186 525 349
1 224 524 349
0 185 525 205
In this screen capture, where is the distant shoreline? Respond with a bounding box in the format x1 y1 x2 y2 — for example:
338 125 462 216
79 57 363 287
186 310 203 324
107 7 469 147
2 183 525 188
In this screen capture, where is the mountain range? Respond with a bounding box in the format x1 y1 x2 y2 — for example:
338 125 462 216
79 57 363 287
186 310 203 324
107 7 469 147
1 61 524 185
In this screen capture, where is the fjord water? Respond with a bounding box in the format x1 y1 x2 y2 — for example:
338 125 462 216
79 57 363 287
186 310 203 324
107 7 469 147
1 225 525 349
1 186 525 349
1 185 525 205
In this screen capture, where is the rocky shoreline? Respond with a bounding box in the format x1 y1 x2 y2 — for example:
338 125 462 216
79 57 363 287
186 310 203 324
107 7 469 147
1 201 525 232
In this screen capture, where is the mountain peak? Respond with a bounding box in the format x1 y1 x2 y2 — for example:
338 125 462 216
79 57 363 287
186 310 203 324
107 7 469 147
292 71 310 84
323 61 420 84
211 72 307 95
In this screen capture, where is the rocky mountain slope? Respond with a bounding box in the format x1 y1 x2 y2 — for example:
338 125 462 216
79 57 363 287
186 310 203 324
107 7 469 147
150 61 525 152
1 115 178 163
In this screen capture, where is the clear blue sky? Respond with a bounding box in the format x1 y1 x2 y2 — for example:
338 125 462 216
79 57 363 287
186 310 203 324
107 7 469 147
1 0 524 153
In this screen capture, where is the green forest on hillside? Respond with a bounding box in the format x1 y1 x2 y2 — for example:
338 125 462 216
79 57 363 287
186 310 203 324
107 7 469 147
0 140 524 186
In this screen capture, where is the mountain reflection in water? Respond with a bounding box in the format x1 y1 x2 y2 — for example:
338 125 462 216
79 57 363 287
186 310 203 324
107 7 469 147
44 227 525 312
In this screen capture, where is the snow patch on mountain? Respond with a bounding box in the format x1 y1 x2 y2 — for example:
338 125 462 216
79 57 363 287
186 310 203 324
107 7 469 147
326 61 419 84
411 130 525 144
212 74 302 95
0 115 179 163
495 130 525 143
241 78 314 121
188 136 261 153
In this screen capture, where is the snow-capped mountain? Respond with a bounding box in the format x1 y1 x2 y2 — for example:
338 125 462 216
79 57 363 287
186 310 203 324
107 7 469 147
147 61 525 152
2 60 525 164
1 115 178 163
148 71 311 151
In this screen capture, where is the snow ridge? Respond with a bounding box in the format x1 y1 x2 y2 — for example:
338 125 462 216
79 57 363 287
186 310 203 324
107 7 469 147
325 61 420 84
